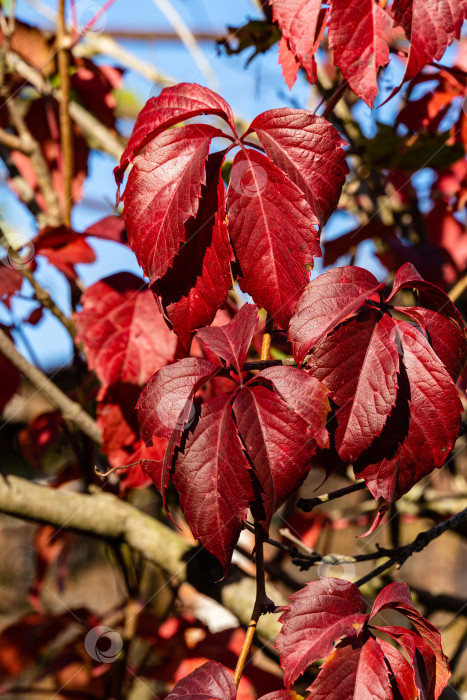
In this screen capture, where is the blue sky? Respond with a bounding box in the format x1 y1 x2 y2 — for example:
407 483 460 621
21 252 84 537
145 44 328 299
0 0 436 369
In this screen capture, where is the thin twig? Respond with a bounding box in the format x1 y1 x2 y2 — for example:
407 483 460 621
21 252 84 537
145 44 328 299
0 326 100 443
449 274 467 303
354 506 467 587
233 523 273 687
6 98 61 224
260 313 273 362
297 481 367 512
57 0 73 226
5 49 124 160
20 265 76 338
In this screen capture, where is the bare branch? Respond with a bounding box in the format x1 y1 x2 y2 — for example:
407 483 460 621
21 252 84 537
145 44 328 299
0 475 283 640
0 326 100 443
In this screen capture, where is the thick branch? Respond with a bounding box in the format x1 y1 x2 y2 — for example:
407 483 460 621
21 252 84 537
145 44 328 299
0 327 100 443
0 475 283 640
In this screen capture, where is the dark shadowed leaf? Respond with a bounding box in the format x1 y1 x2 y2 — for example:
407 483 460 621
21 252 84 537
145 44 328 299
165 660 236 700
151 152 233 347
197 303 258 377
233 384 318 529
258 365 330 448
173 394 253 573
307 312 400 462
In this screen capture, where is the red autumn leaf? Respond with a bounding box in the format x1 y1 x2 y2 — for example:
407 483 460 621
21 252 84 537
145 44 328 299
172 394 253 573
307 312 400 462
233 384 321 529
115 83 237 186
392 0 467 87
138 357 221 503
396 306 467 381
277 579 450 698
328 0 393 108
122 124 222 282
75 272 177 389
369 581 450 694
270 0 323 87
355 321 463 502
387 263 465 328
151 152 233 347
275 578 367 688
376 638 418 700
289 266 383 363
247 109 348 226
426 200 467 274
307 637 393 699
84 215 127 244
226 147 321 329
33 226 96 280
197 303 258 377
137 357 220 444
0 265 22 308
278 36 300 89
165 660 236 700
258 365 330 449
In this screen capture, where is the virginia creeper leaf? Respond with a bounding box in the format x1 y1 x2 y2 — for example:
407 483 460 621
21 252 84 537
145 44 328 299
376 639 418 700
328 0 393 108
258 365 331 448
233 384 317 529
0 266 22 308
248 109 348 226
197 303 258 377
289 266 383 363
75 272 177 389
392 0 467 87
226 147 321 329
165 660 236 700
115 83 237 186
387 261 465 331
137 357 220 443
307 637 393 699
270 0 323 87
307 312 400 462
172 394 253 574
278 35 300 88
122 124 221 281
276 578 367 688
151 152 233 347
354 321 463 502
395 306 467 381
